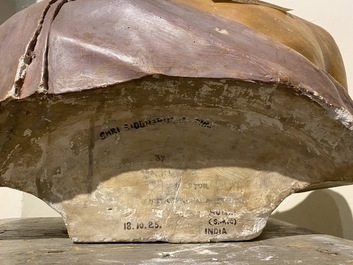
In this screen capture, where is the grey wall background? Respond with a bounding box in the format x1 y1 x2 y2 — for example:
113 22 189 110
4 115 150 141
0 0 38 24
1 0 353 240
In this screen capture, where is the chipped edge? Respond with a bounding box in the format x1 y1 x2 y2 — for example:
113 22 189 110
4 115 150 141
7 0 70 99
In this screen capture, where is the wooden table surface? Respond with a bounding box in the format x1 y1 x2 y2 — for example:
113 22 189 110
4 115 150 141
1 217 353 264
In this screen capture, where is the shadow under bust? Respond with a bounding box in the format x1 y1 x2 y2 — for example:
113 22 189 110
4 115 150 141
272 188 353 240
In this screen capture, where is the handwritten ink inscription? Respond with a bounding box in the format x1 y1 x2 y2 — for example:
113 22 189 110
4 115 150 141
205 228 228 235
100 127 120 140
99 116 212 140
208 218 236 226
195 118 211 128
123 221 162 231
187 182 210 190
148 197 211 205
154 154 165 162
204 209 237 235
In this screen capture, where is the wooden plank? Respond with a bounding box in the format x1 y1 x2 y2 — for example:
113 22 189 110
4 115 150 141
1 217 353 264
